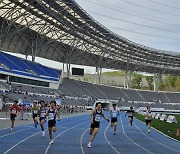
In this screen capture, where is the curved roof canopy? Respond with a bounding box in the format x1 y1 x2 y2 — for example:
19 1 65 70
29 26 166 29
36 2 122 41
0 0 180 75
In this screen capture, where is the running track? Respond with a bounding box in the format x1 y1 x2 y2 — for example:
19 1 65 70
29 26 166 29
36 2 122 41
0 112 179 154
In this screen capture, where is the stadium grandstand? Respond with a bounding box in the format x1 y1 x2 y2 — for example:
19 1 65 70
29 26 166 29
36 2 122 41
0 1 179 153
0 0 179 110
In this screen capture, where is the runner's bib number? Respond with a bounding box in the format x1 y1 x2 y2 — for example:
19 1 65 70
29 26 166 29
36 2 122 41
34 110 38 114
12 109 16 114
49 113 54 120
41 113 46 117
95 115 100 122
112 112 117 118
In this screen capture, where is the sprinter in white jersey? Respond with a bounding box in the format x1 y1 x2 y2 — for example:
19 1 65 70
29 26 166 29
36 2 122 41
87 102 109 148
38 100 47 136
110 104 120 135
46 101 60 144
145 106 152 133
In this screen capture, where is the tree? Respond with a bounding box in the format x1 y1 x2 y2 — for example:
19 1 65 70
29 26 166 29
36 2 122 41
131 74 143 89
165 75 177 87
145 76 153 90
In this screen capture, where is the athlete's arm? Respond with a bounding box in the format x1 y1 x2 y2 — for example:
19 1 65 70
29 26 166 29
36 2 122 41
125 111 127 117
9 106 12 114
90 110 95 123
109 109 112 117
102 112 109 122
45 108 49 116
56 109 60 121
38 107 41 115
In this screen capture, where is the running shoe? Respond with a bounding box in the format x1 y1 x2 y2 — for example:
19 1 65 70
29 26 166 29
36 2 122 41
42 131 45 136
9 130 12 133
87 143 91 148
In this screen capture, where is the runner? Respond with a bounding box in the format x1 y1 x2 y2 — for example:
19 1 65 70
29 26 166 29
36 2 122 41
9 100 20 133
87 102 109 148
38 100 47 136
110 103 120 135
125 107 134 126
145 106 152 133
46 101 60 145
31 101 39 128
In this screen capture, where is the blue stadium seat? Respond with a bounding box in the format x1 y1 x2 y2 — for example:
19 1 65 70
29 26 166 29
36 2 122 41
0 51 61 81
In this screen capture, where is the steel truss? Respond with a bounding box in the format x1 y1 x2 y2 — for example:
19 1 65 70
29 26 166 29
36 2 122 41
0 0 179 76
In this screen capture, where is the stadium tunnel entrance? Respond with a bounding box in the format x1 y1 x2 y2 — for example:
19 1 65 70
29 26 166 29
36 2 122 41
93 100 113 110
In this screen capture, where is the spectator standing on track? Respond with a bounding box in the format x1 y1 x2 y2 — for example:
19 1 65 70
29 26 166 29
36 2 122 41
110 103 120 135
125 107 135 126
31 101 39 128
9 100 19 133
145 106 152 133
87 102 109 148
38 100 47 136
46 101 60 145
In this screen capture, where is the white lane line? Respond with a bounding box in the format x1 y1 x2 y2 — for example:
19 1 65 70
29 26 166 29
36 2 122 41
135 117 180 143
120 116 153 154
80 128 89 154
4 117 87 154
80 119 104 154
45 121 88 154
133 122 180 153
4 131 41 154
0 127 33 139
104 123 121 154
0 127 9 131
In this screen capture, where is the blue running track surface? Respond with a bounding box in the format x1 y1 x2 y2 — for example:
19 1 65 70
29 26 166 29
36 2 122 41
0 112 179 154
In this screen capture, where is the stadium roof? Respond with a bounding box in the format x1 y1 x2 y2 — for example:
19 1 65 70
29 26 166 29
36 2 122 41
0 0 180 75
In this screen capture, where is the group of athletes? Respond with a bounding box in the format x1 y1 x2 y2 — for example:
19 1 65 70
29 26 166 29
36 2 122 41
9 100 60 145
8 100 152 147
88 103 152 148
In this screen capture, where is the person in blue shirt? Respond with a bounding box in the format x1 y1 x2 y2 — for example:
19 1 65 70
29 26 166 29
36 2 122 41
38 100 47 136
110 103 120 135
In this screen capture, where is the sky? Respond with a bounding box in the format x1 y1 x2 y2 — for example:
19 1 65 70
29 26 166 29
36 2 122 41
7 0 180 74
75 0 180 53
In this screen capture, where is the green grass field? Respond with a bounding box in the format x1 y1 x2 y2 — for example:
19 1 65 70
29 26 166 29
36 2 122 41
134 113 180 141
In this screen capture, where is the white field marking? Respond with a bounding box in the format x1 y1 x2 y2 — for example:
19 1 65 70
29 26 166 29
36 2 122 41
45 121 88 154
4 131 41 154
80 119 105 154
0 127 33 139
133 122 180 153
80 128 89 154
120 116 153 154
104 123 121 154
4 117 87 154
135 117 180 143
0 127 9 131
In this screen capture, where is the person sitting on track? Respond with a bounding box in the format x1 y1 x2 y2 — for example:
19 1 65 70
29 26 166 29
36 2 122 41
125 107 135 126
145 106 152 133
38 100 47 136
87 102 109 148
46 101 60 145
9 100 20 133
110 103 120 135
